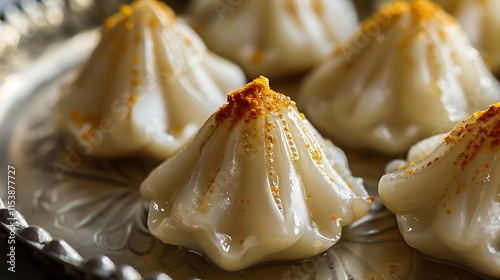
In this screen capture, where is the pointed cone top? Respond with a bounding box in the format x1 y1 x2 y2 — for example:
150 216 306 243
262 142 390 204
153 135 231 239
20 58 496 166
443 102 500 168
214 76 297 128
300 0 500 156
340 0 456 56
55 0 246 158
103 0 177 33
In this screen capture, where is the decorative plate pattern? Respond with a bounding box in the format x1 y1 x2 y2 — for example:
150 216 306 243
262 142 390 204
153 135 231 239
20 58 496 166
0 1 491 279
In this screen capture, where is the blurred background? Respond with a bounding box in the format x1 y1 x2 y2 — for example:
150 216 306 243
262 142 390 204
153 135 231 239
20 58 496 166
0 0 380 81
0 0 192 80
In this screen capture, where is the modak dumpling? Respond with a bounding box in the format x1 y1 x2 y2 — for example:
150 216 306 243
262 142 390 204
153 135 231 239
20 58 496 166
140 77 373 271
299 0 500 156
433 0 500 74
55 0 246 158
187 0 358 78
379 103 500 278
376 0 500 73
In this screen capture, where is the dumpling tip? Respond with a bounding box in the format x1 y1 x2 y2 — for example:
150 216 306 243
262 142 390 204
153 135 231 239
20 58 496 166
214 76 297 128
103 0 176 32
444 103 500 168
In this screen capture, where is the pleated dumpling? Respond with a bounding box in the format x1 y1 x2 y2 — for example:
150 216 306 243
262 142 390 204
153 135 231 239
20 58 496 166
379 103 500 278
187 0 358 78
140 76 373 271
434 0 500 74
299 0 500 155
55 0 246 159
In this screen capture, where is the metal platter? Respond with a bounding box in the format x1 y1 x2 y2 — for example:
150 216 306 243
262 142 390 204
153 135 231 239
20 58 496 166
0 1 492 279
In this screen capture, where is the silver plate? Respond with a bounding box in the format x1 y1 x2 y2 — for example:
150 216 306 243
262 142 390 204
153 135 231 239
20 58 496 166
0 1 490 279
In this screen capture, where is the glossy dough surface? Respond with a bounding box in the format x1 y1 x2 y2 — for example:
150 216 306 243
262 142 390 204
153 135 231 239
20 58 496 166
299 0 500 155
434 0 500 73
188 0 358 78
141 77 373 271
55 0 246 158
379 103 500 278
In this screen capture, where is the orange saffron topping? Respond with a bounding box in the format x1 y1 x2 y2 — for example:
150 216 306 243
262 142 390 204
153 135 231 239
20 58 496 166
374 0 454 27
311 149 322 165
445 103 500 169
249 50 263 64
132 56 140 64
311 0 323 15
127 94 140 105
103 0 177 32
71 110 84 128
71 111 101 140
120 5 133 17
214 76 297 129
124 21 133 30
405 169 414 175
338 0 456 57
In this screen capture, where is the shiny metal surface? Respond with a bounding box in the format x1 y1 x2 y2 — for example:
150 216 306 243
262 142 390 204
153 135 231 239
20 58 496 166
0 1 492 279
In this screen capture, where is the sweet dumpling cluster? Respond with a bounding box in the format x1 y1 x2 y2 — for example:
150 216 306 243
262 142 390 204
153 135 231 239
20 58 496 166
54 0 246 159
53 0 374 271
141 77 374 271
299 0 500 155
379 103 500 278
187 0 359 78
51 0 500 276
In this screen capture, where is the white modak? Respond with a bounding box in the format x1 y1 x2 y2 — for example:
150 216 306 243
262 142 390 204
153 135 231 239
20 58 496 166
379 103 500 278
141 77 373 271
187 0 358 78
55 0 246 158
433 0 500 74
299 0 500 155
